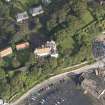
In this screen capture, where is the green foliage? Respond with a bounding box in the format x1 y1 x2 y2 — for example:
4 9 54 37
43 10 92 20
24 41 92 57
11 57 21 68
88 0 105 19
55 28 75 56
18 0 41 9
16 49 30 65
81 10 93 24
0 0 105 101
0 68 5 79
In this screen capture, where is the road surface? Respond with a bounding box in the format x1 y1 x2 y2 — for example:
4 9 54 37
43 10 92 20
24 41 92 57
10 59 105 105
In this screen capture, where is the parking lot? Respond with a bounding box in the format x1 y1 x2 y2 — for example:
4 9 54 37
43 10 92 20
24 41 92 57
21 78 100 105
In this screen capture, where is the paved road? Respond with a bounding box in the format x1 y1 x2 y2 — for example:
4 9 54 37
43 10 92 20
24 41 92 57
26 78 98 105
10 59 105 105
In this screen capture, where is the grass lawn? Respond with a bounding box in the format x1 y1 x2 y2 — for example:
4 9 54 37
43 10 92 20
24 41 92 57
81 10 93 24
54 62 88 74
60 37 74 51
19 0 41 8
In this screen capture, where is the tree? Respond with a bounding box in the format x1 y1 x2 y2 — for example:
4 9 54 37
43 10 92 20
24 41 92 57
0 68 5 79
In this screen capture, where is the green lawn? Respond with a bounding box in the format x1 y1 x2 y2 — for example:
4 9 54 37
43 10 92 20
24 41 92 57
81 10 93 24
19 0 41 8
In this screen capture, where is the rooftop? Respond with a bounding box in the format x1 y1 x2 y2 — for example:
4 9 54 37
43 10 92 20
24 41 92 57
34 48 51 56
92 33 105 58
42 0 52 4
16 11 29 22
0 47 13 58
30 5 44 16
16 42 29 50
34 40 58 57
0 99 3 105
95 34 105 42
5 0 11 2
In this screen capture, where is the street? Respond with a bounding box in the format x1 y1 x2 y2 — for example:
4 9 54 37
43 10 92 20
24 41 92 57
10 58 105 105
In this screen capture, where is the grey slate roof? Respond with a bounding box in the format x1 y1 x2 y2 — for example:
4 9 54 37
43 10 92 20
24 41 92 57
30 5 44 17
16 11 29 22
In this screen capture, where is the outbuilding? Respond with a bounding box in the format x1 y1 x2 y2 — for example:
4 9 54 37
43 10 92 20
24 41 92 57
0 47 13 58
30 5 44 17
16 11 29 22
16 42 30 50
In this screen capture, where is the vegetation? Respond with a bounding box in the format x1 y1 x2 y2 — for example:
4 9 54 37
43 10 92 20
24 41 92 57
0 0 105 102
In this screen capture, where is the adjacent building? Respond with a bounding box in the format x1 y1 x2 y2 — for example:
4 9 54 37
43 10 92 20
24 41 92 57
42 0 52 4
95 0 105 5
16 42 30 50
16 11 29 22
16 5 44 22
0 99 3 105
0 47 13 58
0 99 8 105
34 40 58 58
92 34 105 58
34 48 51 57
81 69 105 100
5 0 11 2
0 42 30 58
29 5 44 17
82 78 105 99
